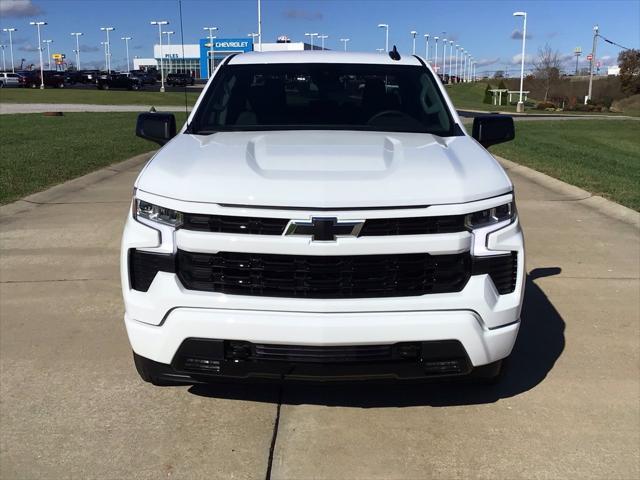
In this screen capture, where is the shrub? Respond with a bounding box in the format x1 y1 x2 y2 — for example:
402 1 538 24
483 83 493 104
536 101 556 110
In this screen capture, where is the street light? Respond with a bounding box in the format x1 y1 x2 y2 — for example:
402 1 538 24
304 32 318 49
587 25 599 103
163 31 174 73
410 31 418 55
2 28 17 73
376 48 384 53
121 36 132 72
203 26 218 76
340 38 350 51
151 20 169 91
248 32 259 50
29 21 46 89
454 44 459 82
424 34 429 63
42 39 52 70
100 27 115 72
377 24 389 52
441 38 447 81
70 32 83 70
433 36 439 73
100 41 108 71
513 11 527 112
448 40 454 83
318 34 328 50
0 45 6 72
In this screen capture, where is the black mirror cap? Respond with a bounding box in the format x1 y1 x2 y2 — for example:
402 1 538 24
136 112 177 146
472 115 515 148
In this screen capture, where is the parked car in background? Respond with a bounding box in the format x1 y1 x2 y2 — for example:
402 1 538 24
130 70 157 85
166 72 194 86
0 72 21 87
97 73 142 90
63 70 83 85
19 70 67 88
79 70 102 84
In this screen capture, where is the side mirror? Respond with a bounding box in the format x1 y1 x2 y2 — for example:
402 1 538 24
136 112 176 146
472 115 515 148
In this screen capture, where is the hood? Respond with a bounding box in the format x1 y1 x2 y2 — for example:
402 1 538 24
136 130 512 208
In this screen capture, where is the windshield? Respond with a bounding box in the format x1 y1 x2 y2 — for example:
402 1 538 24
191 63 456 135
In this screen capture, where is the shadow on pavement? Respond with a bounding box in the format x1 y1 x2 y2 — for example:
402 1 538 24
189 267 565 407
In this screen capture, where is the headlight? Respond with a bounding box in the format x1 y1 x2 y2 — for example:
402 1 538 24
134 199 183 227
465 202 515 230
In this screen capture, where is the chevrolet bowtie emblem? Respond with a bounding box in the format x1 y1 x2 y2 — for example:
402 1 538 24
285 217 364 242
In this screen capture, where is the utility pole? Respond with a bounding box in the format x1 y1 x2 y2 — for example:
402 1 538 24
0 45 6 71
448 40 454 83
319 34 328 50
100 27 115 72
257 0 262 50
151 20 169 92
587 25 599 103
410 31 418 55
434 37 439 73
455 45 459 82
340 38 350 51
3 28 17 73
574 46 582 75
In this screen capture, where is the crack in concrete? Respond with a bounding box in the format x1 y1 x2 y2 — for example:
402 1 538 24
21 199 130 205
265 384 284 480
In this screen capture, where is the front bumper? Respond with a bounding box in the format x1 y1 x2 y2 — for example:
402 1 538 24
121 193 525 376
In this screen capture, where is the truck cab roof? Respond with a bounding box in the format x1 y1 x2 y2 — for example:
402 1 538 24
228 50 424 67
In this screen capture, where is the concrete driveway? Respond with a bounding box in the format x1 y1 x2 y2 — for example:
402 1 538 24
1 153 638 479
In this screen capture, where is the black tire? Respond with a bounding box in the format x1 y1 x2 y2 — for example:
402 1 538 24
132 351 190 386
103 84 109 90
30 82 37 89
0 82 4 88
470 358 507 385
58 82 64 88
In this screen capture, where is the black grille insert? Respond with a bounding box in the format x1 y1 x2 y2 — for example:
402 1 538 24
472 252 518 294
180 213 467 236
176 250 471 299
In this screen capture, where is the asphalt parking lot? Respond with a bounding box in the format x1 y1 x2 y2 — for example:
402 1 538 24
0 153 638 479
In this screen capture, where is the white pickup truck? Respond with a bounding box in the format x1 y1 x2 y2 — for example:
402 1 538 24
122 50 524 385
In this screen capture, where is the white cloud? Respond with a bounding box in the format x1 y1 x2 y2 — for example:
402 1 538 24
475 57 501 67
511 53 533 65
0 0 42 17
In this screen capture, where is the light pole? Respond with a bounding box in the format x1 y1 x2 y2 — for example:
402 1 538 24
434 36 439 73
454 45 459 82
2 28 17 73
203 26 218 75
121 36 132 72
574 47 582 75
513 11 527 112
101 41 108 71
319 34 328 50
42 39 52 70
304 32 318 49
340 38 350 51
448 40 454 83
376 48 384 54
257 0 262 50
461 50 466 82
151 20 168 91
377 24 389 52
163 31 174 73
441 38 447 81
0 45 6 71
410 31 418 55
424 34 429 63
29 21 46 89
70 32 82 69
100 27 115 72
248 32 259 50
587 25 599 103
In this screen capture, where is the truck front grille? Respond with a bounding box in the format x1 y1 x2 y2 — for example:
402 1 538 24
176 250 471 299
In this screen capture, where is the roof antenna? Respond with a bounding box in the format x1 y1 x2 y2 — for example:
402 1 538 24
389 45 401 61
178 0 192 132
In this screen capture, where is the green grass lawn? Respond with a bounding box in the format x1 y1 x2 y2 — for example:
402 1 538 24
446 82 519 112
0 112 186 204
491 120 640 210
0 88 199 106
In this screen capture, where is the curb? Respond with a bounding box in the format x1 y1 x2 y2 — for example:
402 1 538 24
496 155 640 228
0 151 155 218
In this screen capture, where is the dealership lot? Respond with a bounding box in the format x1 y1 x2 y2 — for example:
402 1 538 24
0 153 638 479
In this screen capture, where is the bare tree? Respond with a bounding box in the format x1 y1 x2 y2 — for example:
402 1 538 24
533 44 562 101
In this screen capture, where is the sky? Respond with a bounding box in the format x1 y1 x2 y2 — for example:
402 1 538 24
1 0 638 74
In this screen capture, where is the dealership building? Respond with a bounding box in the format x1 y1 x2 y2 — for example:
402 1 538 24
133 37 317 79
